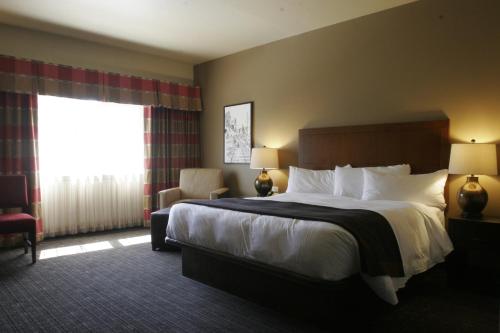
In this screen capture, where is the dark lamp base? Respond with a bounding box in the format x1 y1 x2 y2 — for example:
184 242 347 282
457 176 488 218
255 169 273 197
460 211 483 219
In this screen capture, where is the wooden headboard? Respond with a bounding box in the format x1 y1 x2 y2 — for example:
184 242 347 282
298 120 450 173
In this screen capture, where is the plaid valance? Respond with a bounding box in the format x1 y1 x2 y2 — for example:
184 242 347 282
0 54 202 111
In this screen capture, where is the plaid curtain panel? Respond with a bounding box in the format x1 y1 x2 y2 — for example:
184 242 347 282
0 92 43 247
0 54 202 111
143 106 201 225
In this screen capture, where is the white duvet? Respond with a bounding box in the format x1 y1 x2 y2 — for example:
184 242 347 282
166 193 453 304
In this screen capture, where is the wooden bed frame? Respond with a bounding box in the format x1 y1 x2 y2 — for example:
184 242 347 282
166 119 450 322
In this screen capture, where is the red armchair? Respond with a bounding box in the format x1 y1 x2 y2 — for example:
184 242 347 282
0 175 37 263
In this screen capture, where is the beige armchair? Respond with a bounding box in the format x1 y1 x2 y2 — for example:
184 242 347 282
158 168 229 208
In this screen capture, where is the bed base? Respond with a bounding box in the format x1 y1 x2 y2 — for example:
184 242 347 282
168 239 385 324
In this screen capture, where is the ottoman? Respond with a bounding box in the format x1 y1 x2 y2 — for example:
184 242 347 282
150 208 178 251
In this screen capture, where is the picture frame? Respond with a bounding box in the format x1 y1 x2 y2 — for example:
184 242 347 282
224 102 253 164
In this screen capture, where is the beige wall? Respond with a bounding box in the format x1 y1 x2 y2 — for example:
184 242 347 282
195 0 500 217
0 23 193 84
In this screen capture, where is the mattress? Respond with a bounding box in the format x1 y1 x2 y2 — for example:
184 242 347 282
166 192 453 304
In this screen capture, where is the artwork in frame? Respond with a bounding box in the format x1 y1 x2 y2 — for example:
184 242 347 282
224 102 253 164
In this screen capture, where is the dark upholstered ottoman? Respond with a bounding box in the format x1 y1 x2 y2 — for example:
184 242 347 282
150 208 179 251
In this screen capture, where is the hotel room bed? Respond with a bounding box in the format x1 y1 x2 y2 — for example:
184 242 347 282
167 193 452 304
164 120 451 310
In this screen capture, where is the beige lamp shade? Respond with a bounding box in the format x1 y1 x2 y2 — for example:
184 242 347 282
250 147 279 170
449 143 498 175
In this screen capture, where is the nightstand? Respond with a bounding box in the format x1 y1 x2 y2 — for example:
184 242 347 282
447 215 500 294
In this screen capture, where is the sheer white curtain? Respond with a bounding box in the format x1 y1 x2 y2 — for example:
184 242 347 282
38 95 144 237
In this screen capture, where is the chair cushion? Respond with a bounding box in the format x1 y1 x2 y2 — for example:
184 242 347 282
179 169 224 199
0 213 36 232
167 199 200 207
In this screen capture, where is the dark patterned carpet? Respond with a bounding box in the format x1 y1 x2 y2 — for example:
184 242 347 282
0 228 498 332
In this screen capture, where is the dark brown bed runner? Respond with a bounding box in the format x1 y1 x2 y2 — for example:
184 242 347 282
185 198 405 277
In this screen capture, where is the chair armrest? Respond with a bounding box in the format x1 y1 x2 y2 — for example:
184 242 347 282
158 187 181 208
209 187 229 200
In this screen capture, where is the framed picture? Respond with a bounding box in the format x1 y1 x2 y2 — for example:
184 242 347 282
224 102 253 164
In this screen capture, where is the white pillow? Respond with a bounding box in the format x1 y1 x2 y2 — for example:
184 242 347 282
361 169 449 209
333 164 411 199
286 166 334 194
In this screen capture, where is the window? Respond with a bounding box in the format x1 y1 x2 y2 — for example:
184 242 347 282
38 95 145 237
38 95 144 178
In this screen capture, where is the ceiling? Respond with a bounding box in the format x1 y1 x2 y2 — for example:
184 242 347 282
0 0 416 65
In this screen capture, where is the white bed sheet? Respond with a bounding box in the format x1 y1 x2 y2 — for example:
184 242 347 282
166 193 453 305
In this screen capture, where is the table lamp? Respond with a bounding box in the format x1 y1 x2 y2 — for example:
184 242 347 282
250 147 279 196
449 140 498 217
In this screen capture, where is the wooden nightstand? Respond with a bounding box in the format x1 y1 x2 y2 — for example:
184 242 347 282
447 215 500 294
